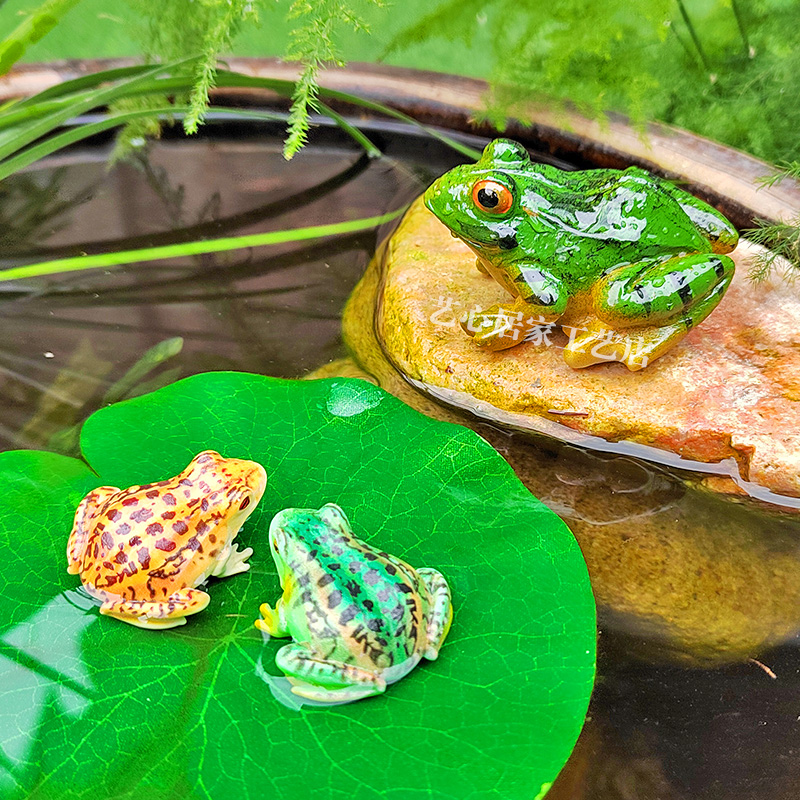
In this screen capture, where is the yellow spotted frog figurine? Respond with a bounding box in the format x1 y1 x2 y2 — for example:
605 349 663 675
424 139 739 370
256 503 452 704
67 450 267 629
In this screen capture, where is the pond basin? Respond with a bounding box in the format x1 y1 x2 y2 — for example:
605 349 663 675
1 107 799 800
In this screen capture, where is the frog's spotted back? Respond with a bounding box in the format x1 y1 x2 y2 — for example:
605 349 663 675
67 450 267 629
258 503 453 703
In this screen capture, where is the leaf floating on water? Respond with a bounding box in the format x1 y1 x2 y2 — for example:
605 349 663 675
0 372 595 799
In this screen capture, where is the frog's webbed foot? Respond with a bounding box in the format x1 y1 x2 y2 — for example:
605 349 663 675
211 542 253 578
417 567 453 660
67 486 119 574
563 320 693 371
100 587 210 629
275 643 386 703
460 298 560 352
255 600 291 638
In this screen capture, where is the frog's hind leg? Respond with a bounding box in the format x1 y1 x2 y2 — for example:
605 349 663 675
417 567 453 660
275 643 386 703
67 486 119 574
100 587 210 629
571 252 734 370
596 252 734 330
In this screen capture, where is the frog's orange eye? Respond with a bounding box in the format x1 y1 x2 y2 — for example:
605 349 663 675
239 496 251 511
472 180 513 215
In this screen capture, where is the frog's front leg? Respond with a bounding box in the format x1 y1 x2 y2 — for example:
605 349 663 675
100 587 210 629
417 567 453 660
255 598 291 638
67 486 118 574
461 262 567 351
275 642 387 703
210 541 253 578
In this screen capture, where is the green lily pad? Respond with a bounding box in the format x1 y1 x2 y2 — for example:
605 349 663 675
0 372 595 800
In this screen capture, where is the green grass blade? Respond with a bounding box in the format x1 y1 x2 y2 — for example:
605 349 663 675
0 105 285 181
0 69 199 133
0 0 83 76
0 59 197 163
15 65 153 106
215 70 482 160
318 87 482 160
316 101 381 157
0 65 474 165
0 207 407 283
0 88 124 133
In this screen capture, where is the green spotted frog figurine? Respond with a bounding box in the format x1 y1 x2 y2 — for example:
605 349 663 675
256 503 452 704
424 139 738 370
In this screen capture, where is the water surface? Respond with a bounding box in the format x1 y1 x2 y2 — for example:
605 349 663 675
1 118 797 800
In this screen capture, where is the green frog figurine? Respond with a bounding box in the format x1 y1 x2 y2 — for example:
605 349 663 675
256 503 452 704
424 139 738 370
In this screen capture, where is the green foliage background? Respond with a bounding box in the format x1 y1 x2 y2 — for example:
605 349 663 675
2 0 799 164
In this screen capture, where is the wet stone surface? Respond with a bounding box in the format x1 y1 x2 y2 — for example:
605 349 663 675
366 198 800 506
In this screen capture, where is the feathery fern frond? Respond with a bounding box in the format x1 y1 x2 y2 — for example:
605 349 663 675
756 161 800 189
282 0 384 160
747 218 800 280
183 0 257 134
120 0 258 147
748 161 800 280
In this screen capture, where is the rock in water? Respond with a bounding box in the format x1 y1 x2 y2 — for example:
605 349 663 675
363 197 800 507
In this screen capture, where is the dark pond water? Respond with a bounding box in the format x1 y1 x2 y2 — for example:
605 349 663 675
1 116 798 799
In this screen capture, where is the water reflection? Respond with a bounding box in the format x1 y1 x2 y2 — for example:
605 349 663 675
545 446 679 525
324 380 384 418
483 426 800 665
0 128 444 453
254 653 349 711
0 591 97 788
0 169 95 260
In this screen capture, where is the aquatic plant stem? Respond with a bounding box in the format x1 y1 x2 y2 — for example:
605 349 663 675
0 208 406 283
